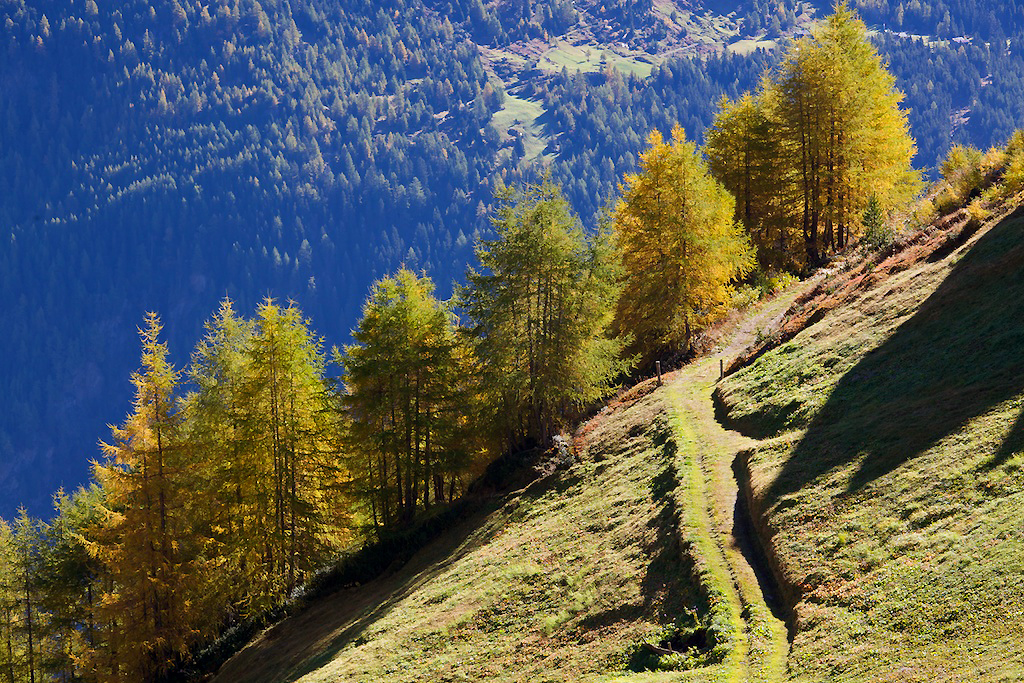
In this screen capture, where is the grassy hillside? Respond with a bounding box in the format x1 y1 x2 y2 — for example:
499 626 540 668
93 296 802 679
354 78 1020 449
716 200 1024 680
209 186 1024 681
214 384 718 683
210 288 810 682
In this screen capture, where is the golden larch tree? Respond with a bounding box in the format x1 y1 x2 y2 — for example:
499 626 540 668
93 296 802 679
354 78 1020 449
613 125 754 363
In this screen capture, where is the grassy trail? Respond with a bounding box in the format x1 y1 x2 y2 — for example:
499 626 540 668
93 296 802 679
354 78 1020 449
210 284 811 683
664 291 804 683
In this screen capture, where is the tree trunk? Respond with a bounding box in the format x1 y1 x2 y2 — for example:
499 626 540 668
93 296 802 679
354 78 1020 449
24 571 34 683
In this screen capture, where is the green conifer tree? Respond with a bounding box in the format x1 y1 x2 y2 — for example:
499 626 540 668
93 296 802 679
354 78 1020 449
461 179 626 451
342 269 476 527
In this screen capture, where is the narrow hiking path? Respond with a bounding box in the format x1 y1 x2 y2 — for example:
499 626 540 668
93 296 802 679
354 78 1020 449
209 283 813 683
664 289 807 683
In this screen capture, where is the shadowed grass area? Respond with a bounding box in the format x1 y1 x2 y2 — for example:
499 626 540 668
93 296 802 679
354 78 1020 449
718 203 1024 681
729 206 1024 503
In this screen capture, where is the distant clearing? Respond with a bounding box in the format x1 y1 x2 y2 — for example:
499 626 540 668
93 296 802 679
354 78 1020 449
490 93 550 161
538 40 655 78
726 38 777 56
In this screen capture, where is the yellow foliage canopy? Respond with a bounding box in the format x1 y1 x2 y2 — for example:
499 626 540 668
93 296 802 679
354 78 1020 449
706 2 920 269
613 125 753 361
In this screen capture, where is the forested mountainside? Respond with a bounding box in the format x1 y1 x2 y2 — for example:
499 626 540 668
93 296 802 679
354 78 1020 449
3 0 1024 518
2 3 1024 680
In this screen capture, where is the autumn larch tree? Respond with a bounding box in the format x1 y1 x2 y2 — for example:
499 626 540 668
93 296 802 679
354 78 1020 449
239 299 338 602
705 89 800 271
180 297 260 619
341 268 476 528
181 298 345 617
35 488 102 682
707 2 919 269
84 313 195 683
613 125 753 364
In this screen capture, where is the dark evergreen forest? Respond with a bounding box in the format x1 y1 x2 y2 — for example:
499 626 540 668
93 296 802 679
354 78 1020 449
2 0 1024 517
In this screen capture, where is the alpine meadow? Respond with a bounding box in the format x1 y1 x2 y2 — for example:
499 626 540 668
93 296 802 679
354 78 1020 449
3 0 1024 681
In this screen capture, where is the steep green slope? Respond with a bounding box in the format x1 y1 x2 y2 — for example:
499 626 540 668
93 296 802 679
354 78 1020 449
209 289 810 683
717 202 1024 680
214 385 717 683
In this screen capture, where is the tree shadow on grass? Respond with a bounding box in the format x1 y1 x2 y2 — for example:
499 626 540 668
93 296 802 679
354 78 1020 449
275 466 590 683
573 474 693 633
576 426 697 635
766 208 1024 504
987 406 1024 467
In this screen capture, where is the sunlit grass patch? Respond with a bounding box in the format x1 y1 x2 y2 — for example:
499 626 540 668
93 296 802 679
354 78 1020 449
538 40 654 78
489 93 549 161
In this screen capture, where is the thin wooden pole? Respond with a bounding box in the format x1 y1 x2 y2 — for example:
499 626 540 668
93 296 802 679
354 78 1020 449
656 360 662 386
720 359 724 380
